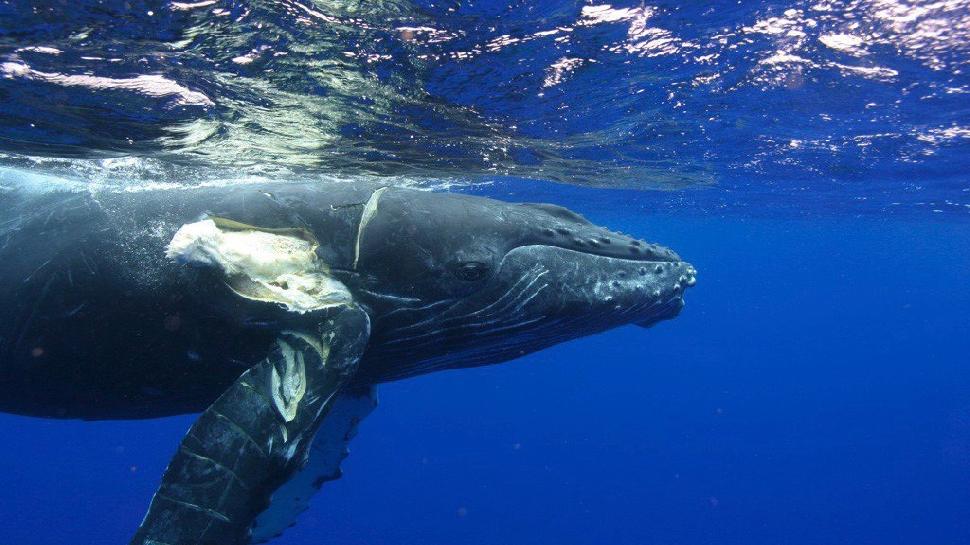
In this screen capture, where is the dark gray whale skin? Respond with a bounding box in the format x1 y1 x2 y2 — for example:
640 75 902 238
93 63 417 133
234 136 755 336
0 180 694 421
0 182 369 419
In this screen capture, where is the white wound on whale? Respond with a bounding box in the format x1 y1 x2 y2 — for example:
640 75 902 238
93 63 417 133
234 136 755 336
270 338 307 423
165 218 352 313
353 186 388 270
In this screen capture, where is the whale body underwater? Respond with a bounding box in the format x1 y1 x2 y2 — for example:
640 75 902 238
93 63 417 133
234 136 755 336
0 180 696 544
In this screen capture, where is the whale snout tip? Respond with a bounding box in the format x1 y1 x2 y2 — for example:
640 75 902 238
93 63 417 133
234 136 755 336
669 261 698 297
630 261 696 329
681 263 698 287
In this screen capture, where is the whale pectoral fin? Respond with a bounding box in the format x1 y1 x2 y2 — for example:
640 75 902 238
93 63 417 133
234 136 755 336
129 307 370 545
249 385 378 544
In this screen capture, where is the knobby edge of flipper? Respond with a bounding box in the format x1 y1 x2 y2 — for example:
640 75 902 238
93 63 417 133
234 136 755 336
249 385 378 543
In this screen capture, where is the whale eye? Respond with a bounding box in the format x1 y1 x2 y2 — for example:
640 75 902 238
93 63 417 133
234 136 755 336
452 261 489 282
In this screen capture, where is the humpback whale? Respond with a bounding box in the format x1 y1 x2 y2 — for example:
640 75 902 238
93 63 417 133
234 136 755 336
0 180 696 544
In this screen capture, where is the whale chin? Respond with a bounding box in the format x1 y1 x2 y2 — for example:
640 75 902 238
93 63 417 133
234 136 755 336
633 298 685 328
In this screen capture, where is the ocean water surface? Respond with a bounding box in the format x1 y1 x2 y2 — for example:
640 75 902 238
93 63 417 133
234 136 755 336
0 0 968 544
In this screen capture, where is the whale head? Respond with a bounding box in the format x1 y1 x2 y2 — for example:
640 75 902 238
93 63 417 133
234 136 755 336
344 188 696 382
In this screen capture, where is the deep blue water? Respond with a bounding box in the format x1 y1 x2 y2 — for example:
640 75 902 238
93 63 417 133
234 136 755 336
1 0 969 544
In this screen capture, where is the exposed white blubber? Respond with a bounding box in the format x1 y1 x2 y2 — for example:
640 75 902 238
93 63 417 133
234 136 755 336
166 218 352 313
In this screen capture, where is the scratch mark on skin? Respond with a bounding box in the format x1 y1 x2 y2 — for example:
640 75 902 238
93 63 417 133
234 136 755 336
470 316 545 337
387 265 548 344
329 201 368 211
78 250 97 275
22 259 52 284
13 272 56 351
154 494 232 523
178 446 252 489
387 267 548 350
377 298 457 325
64 303 86 317
209 410 268 458
357 288 422 304
513 283 549 312
239 379 275 407
353 187 388 270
